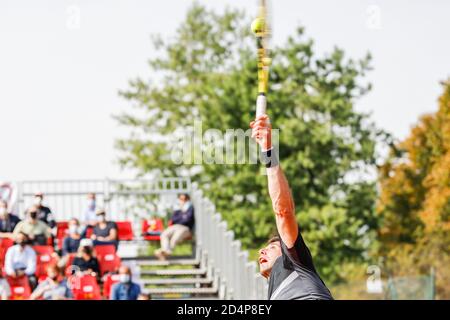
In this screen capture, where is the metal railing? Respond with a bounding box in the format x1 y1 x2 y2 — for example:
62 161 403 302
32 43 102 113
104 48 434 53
191 183 268 299
14 178 268 299
16 178 191 238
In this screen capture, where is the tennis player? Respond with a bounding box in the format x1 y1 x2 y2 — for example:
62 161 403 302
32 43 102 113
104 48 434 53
250 114 333 300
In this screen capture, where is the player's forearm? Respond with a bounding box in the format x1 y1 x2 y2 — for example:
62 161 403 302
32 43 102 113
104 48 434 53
267 167 293 213
263 150 298 247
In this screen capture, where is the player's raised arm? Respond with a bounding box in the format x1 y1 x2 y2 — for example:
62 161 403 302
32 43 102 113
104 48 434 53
250 114 298 248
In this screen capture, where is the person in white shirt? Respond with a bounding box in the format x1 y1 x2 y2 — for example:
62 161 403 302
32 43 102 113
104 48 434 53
4 232 37 288
82 193 97 225
80 193 98 238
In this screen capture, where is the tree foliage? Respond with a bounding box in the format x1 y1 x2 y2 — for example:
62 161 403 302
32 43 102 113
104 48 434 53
115 3 388 284
376 81 450 298
377 81 450 250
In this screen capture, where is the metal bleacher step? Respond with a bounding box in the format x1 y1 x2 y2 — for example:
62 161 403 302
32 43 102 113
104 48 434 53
139 268 207 276
140 277 213 286
143 287 218 295
136 258 200 267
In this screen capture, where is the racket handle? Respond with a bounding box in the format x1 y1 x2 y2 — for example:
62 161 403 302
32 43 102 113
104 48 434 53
256 94 267 117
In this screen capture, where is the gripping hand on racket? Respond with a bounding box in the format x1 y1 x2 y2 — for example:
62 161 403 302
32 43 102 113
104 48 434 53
250 114 272 152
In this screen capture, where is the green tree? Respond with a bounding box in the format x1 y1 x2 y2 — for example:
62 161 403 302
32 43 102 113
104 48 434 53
115 3 388 283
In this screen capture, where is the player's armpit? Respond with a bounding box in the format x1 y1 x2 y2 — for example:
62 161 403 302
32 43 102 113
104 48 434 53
267 165 298 248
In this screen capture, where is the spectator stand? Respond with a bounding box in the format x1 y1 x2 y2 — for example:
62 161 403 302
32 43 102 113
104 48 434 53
13 178 268 300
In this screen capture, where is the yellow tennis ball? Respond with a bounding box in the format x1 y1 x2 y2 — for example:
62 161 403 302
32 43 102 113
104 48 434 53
263 57 272 66
251 18 265 35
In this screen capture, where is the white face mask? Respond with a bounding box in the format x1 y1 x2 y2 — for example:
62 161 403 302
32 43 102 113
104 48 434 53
97 215 106 222
68 225 79 235
0 207 7 217
119 274 130 283
87 199 96 208
182 201 191 212
33 197 43 206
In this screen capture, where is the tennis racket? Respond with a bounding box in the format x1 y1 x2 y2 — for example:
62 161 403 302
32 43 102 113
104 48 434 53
252 0 272 118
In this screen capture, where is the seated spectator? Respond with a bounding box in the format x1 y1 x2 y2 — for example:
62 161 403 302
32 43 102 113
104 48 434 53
32 192 56 229
30 264 72 300
0 267 11 300
13 206 51 245
0 200 21 239
80 193 98 238
110 265 141 300
62 218 81 256
155 194 195 260
4 232 37 289
91 209 118 248
72 239 100 276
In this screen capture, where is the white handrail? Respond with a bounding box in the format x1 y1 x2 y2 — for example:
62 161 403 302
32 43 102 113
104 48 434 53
192 183 268 300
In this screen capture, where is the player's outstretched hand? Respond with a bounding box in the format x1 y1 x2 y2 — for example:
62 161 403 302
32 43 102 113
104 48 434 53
250 114 272 151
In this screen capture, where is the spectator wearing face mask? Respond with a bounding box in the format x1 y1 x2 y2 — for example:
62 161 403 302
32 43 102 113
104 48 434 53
13 206 51 245
91 209 118 248
62 218 82 256
32 192 55 229
82 193 97 225
110 265 141 300
72 239 100 277
29 264 73 300
155 193 195 260
0 200 21 239
4 232 37 288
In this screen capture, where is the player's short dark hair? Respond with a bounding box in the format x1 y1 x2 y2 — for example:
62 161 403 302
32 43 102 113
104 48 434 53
267 235 280 245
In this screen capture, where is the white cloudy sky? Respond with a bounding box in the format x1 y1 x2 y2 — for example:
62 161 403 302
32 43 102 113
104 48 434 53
0 0 449 181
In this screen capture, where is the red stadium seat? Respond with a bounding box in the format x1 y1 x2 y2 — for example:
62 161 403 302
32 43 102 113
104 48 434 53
85 227 93 239
142 218 164 241
0 238 14 269
94 245 121 276
56 221 69 250
46 236 54 247
102 273 120 299
7 276 31 300
33 245 54 256
70 274 101 300
116 221 133 241
33 245 56 279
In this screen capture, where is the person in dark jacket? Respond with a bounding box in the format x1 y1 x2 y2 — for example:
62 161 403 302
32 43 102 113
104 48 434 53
32 192 56 228
62 218 82 256
0 200 21 239
91 209 118 249
155 194 194 260
71 239 100 277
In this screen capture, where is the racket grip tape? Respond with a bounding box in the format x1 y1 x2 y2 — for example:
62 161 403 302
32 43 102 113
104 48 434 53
256 94 267 117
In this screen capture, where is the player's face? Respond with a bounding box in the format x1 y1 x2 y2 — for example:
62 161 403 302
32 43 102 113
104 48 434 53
258 241 282 278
